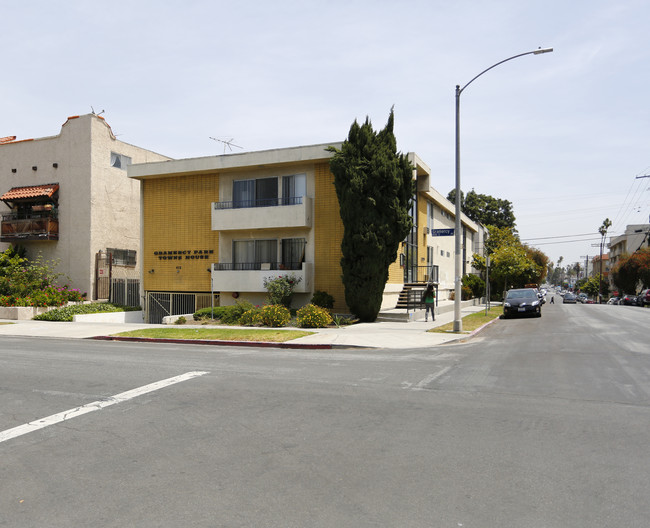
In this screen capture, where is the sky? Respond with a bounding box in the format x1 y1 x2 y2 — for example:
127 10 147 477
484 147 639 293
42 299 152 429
2 0 649 268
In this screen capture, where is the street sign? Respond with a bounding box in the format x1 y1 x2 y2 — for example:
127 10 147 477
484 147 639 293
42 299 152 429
430 228 454 236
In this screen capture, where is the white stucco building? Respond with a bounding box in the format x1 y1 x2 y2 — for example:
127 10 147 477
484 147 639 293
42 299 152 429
0 114 170 299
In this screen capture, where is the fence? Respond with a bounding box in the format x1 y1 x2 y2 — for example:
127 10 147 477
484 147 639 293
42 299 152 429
145 292 220 324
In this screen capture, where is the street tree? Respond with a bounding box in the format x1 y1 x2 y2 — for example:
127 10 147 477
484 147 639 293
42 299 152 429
447 188 516 229
328 109 414 321
611 247 650 294
473 225 547 297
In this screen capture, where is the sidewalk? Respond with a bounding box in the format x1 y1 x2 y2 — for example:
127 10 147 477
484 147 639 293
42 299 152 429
0 302 496 349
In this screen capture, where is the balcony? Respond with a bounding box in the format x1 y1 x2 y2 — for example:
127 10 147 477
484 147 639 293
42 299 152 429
211 261 312 293
212 196 312 231
1 212 59 242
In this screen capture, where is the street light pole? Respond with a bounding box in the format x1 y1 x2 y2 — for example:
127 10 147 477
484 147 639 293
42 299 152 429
453 47 553 332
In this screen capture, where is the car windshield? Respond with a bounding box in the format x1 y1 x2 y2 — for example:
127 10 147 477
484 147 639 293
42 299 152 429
506 289 536 300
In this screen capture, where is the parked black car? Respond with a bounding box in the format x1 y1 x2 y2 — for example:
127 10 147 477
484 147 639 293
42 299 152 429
503 288 542 318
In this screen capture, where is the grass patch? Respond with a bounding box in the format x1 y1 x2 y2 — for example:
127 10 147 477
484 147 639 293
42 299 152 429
429 306 502 334
113 327 314 343
0 322 15 325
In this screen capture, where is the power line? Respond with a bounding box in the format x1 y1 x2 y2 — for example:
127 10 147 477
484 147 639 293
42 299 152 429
521 232 596 241
531 237 602 246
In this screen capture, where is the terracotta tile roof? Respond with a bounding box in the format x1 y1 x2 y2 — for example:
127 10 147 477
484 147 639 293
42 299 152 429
0 136 17 144
1 183 59 202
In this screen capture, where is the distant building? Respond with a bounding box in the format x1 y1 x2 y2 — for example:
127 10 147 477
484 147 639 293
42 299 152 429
129 145 484 323
608 224 650 269
0 114 170 300
591 253 609 281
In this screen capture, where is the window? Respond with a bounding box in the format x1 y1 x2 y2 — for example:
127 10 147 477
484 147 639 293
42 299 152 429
281 238 306 270
282 174 306 205
110 152 132 170
233 177 278 208
233 239 277 269
107 248 136 267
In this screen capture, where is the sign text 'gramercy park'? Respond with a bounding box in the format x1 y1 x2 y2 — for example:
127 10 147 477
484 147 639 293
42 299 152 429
154 249 214 261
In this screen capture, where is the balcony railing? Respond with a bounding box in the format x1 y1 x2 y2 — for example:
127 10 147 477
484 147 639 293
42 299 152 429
211 262 312 293
212 196 312 231
213 261 304 271
214 196 303 210
1 212 59 242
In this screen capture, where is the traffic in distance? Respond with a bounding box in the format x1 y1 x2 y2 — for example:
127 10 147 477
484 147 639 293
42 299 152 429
501 283 649 318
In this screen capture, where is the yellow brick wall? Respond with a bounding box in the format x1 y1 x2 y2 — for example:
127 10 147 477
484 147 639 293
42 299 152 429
313 162 348 313
417 193 427 270
142 174 219 292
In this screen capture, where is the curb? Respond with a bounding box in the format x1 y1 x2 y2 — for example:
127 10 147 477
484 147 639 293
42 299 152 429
91 335 339 349
437 314 501 345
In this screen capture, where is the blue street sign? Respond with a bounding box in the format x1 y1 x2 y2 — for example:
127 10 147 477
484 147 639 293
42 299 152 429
431 228 454 236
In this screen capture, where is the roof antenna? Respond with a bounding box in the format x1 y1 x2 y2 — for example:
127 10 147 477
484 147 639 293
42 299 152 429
209 137 243 154
90 106 105 116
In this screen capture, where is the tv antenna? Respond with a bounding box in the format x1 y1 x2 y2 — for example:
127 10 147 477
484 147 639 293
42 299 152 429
209 137 243 154
90 106 105 116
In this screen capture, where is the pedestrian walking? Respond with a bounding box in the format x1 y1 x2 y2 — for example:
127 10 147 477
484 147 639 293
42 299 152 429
550 295 555 304
421 284 436 322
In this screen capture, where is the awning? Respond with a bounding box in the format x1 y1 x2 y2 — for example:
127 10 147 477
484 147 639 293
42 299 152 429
1 183 59 205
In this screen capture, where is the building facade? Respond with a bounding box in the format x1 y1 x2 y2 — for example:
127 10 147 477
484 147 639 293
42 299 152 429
0 114 170 299
608 224 650 269
129 145 484 323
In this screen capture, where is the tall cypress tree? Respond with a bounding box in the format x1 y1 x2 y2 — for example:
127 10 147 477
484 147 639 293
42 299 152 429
328 109 414 321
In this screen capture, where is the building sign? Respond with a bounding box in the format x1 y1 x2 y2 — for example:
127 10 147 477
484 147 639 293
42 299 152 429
431 228 454 236
154 249 214 261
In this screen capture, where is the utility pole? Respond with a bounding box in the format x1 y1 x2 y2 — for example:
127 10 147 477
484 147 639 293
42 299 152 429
598 218 612 303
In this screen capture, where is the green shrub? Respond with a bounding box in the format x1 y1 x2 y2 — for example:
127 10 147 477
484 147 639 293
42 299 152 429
296 304 333 328
311 290 335 309
193 301 254 324
462 274 485 299
193 306 229 320
239 307 263 326
220 300 254 324
260 304 291 327
175 316 187 325
33 303 137 322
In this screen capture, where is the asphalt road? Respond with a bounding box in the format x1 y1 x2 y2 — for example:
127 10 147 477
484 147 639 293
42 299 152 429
1 302 649 527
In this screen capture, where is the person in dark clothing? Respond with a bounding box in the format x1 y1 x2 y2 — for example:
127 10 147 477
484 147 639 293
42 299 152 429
421 284 436 322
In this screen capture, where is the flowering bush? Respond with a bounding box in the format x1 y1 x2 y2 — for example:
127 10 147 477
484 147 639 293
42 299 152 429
296 304 333 328
260 304 291 327
239 306 263 326
263 274 302 308
0 249 85 307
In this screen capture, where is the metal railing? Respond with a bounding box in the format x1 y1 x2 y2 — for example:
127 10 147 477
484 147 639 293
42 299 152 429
405 265 439 284
213 196 303 210
213 261 303 271
2 209 58 221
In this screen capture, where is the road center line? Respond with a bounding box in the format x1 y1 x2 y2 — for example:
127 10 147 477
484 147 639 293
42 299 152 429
0 371 209 444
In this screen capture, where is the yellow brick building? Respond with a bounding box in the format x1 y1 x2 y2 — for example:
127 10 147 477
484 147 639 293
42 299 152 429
129 144 483 322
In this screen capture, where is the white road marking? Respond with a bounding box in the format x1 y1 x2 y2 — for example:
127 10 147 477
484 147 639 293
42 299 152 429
0 371 209 444
414 366 452 389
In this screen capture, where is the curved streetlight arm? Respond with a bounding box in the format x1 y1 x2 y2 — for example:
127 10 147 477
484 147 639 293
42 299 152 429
457 47 553 97
452 46 553 332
